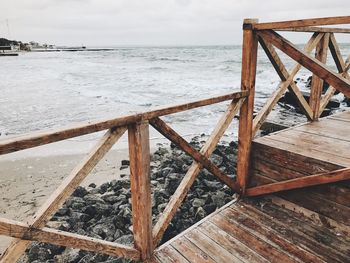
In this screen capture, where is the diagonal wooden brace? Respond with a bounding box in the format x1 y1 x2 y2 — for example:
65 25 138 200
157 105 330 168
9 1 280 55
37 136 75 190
150 117 238 191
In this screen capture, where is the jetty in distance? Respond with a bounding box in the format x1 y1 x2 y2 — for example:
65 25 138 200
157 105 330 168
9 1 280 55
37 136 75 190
0 16 349 263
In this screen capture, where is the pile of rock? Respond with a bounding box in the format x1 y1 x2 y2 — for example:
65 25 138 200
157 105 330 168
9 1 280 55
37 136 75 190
22 136 238 263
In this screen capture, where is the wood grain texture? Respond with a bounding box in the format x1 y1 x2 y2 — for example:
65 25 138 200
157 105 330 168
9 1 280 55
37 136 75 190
0 127 126 263
309 33 329 120
277 26 350 33
0 91 248 156
152 98 244 246
150 117 238 191
237 19 259 194
246 167 350 196
0 217 140 260
253 16 350 30
128 121 153 260
258 30 350 98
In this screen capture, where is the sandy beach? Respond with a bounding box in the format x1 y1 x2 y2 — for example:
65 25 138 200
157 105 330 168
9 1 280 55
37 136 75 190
0 144 131 254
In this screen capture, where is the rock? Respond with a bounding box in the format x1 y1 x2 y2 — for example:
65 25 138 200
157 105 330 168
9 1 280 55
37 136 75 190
164 173 181 193
195 207 207 220
120 165 128 170
121 160 130 166
209 154 223 167
83 194 105 205
192 198 205 208
65 197 86 209
68 211 91 223
91 222 116 239
55 248 80 263
203 179 222 191
73 186 88 198
211 192 227 208
88 183 96 188
98 182 110 194
27 244 53 261
115 234 133 245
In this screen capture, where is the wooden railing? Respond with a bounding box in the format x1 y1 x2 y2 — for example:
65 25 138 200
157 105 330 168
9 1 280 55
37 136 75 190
0 16 350 262
237 16 350 196
0 91 247 262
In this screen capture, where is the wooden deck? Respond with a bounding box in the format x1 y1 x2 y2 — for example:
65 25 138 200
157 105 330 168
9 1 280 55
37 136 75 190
152 111 350 263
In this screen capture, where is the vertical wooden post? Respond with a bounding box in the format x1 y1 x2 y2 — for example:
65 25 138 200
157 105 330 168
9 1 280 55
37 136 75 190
309 33 329 120
237 18 259 195
128 121 153 260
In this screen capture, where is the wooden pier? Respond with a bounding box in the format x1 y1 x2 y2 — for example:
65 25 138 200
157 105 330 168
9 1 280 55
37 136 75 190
0 16 349 262
152 111 350 263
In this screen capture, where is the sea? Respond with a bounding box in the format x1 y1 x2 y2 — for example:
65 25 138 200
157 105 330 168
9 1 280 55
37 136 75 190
1 45 349 152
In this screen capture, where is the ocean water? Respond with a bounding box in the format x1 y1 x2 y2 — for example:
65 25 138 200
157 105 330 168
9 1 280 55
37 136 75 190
1 45 349 143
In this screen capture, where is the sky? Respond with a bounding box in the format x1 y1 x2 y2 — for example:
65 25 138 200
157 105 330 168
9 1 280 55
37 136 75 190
0 0 349 46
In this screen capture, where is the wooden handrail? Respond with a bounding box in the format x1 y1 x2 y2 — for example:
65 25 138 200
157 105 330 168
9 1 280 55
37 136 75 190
277 26 350 33
251 16 350 30
0 91 248 156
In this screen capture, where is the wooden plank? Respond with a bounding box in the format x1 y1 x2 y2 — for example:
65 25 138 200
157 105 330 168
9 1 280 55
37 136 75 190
309 33 329 120
0 217 140 260
0 91 248 156
252 16 350 30
0 127 126 263
155 246 190 263
257 30 350 98
253 33 320 133
225 207 324 263
254 136 350 167
171 237 216 263
128 121 153 260
246 168 350 196
294 118 350 143
269 195 350 237
200 221 269 263
277 26 350 33
237 19 259 194
277 190 350 226
269 129 350 159
185 228 243 263
152 98 244 246
211 212 296 262
150 117 238 191
239 202 350 262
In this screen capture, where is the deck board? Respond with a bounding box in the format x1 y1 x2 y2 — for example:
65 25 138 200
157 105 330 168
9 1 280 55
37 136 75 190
153 111 350 262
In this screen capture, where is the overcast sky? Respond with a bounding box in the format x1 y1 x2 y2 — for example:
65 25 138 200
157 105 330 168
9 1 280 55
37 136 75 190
0 0 349 46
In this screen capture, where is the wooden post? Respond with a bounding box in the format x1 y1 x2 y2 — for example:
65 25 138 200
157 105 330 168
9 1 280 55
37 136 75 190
128 121 153 260
237 18 259 195
309 33 329 120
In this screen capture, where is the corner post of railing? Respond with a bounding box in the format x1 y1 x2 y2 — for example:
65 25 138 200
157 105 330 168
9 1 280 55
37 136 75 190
310 33 330 120
128 121 153 260
237 18 259 195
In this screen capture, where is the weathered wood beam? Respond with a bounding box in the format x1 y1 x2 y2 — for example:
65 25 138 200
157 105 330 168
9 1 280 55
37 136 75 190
150 117 238 191
309 33 329 120
0 91 248 156
0 127 126 263
277 26 350 33
0 217 140 260
319 33 350 116
257 30 350 98
237 19 259 194
253 33 321 134
128 121 153 260
152 98 244 247
252 16 350 30
246 167 350 196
